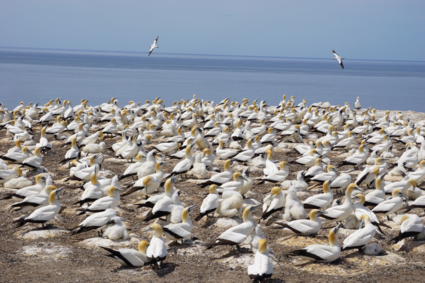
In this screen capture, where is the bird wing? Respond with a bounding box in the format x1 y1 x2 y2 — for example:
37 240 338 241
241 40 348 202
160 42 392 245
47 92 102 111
201 194 219 213
287 220 318 234
119 249 146 266
155 36 159 44
218 230 247 243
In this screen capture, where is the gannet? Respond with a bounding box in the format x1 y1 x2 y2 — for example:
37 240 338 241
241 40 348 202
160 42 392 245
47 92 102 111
101 240 149 267
303 180 333 209
148 37 159 56
71 208 117 235
102 216 130 241
390 214 423 242
289 224 341 262
144 223 168 268
275 209 323 236
163 205 195 243
248 239 273 281
215 190 243 217
14 187 63 228
206 205 260 251
262 187 286 220
321 184 363 224
342 215 376 251
195 185 219 221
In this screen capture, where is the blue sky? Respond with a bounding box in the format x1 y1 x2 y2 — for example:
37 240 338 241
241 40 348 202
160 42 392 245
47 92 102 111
0 0 424 61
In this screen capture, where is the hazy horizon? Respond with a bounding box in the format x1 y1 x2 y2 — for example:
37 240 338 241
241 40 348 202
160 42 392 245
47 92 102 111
1 46 424 63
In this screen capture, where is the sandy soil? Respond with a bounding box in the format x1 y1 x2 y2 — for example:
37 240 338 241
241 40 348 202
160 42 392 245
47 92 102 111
1 110 425 282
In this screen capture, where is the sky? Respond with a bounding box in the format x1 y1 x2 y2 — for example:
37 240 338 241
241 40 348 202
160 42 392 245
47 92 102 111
0 0 424 61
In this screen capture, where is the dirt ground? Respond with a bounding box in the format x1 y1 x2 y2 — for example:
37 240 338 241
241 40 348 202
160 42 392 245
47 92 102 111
1 112 425 282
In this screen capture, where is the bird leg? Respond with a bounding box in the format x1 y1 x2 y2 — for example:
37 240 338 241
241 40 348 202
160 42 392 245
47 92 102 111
280 234 297 242
387 216 391 222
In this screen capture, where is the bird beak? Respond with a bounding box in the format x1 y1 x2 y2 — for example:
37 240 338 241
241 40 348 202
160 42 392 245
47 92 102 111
56 187 65 199
143 227 153 232
187 205 196 213
351 195 360 201
120 218 132 223
250 204 261 212
354 186 364 193
316 210 325 216
334 223 342 233
358 219 364 230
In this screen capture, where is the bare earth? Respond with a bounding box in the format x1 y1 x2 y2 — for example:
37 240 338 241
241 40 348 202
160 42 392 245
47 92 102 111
1 109 425 282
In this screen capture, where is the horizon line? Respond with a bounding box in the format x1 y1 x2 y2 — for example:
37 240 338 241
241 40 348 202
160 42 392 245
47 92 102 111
0 46 424 63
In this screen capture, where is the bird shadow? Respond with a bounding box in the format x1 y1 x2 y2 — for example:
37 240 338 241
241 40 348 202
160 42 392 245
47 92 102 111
17 225 69 236
151 263 178 277
210 247 253 260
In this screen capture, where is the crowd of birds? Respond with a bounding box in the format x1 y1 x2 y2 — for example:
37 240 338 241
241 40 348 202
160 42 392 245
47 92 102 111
1 95 425 282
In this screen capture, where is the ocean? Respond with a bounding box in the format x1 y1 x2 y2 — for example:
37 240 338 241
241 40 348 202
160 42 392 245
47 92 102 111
0 48 424 111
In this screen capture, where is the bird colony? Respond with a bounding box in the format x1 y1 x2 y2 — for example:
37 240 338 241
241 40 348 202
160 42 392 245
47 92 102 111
1 96 425 281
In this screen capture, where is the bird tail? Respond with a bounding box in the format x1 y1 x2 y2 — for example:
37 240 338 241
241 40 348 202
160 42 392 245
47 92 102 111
194 213 206 222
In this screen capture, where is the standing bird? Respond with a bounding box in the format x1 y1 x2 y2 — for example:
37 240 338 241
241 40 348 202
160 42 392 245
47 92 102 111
332 50 345 69
144 223 168 269
148 36 159 56
195 184 219 221
247 239 273 282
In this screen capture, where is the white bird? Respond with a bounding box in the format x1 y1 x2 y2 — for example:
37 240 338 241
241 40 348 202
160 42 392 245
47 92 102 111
363 174 386 207
303 180 334 210
342 215 376 251
321 184 363 224
102 216 130 241
101 240 149 267
77 186 121 215
142 178 175 222
163 205 195 243
257 161 289 184
261 187 286 220
283 187 307 221
71 208 117 235
250 224 266 253
390 214 423 243
206 205 260 250
355 165 380 188
148 36 159 56
9 184 56 213
124 162 165 197
195 184 219 221
14 187 63 229
332 50 344 69
21 147 43 171
372 189 406 220
1 174 47 200
275 209 323 236
289 225 341 262
0 167 23 184
200 159 233 187
144 223 168 268
248 239 273 282
215 190 243 217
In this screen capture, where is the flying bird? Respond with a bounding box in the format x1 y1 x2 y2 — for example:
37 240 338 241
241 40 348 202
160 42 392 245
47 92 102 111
332 50 344 69
148 37 159 56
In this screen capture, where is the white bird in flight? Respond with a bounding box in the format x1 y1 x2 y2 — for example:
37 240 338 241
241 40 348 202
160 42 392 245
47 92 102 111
148 36 159 56
332 50 344 69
